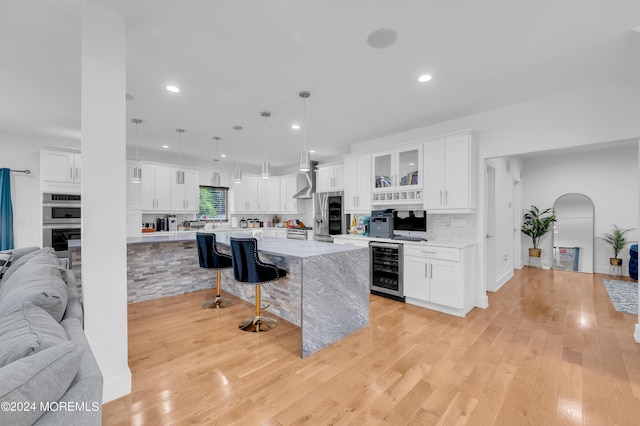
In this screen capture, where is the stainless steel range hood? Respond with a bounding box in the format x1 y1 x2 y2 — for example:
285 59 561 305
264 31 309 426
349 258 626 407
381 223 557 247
293 161 318 199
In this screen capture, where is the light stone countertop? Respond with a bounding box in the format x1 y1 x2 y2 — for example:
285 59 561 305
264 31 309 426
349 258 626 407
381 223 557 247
332 233 478 249
71 232 365 259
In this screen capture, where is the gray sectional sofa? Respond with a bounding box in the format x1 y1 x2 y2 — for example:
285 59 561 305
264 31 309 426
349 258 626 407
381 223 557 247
0 247 103 425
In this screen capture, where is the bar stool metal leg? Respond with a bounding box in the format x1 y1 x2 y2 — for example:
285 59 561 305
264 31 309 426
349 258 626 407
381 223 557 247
238 284 278 332
202 270 235 309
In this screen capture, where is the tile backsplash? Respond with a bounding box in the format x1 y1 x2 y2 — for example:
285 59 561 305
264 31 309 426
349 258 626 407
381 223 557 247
427 213 477 241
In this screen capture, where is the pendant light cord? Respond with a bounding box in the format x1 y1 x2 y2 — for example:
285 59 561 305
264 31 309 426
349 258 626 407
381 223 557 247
303 97 307 152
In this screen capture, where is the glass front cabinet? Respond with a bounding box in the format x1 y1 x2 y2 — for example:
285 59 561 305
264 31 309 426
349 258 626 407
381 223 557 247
371 144 423 204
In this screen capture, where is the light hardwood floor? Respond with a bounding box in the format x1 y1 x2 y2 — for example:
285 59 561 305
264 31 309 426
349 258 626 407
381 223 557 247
102 268 640 425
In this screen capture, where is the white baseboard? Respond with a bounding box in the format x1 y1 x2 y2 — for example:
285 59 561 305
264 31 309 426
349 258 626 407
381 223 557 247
492 270 514 292
635 324 640 344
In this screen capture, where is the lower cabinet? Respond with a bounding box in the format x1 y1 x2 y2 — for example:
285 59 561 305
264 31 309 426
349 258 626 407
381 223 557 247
403 244 477 317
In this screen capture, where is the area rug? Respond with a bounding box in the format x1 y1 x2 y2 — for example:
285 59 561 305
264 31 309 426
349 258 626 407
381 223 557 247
603 279 638 315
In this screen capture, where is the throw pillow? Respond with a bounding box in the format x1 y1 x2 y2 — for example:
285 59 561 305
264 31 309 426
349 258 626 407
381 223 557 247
0 247 57 286
0 302 68 368
0 260 68 322
0 251 12 280
0 341 83 426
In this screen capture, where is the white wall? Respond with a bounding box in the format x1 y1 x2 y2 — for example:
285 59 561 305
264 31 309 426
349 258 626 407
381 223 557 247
522 145 638 275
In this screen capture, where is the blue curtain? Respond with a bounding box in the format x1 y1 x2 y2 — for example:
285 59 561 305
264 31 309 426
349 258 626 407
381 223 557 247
0 168 13 250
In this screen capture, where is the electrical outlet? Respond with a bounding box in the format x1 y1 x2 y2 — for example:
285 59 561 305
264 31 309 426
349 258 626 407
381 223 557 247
451 219 467 228
503 254 509 261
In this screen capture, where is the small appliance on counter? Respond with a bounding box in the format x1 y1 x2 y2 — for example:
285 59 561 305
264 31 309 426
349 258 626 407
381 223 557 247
156 218 166 232
168 215 178 231
370 210 394 239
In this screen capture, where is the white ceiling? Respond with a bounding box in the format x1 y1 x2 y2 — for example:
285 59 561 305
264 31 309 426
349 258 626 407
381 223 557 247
2 0 640 173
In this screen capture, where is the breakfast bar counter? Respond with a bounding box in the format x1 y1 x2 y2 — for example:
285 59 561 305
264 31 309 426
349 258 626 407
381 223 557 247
69 232 369 358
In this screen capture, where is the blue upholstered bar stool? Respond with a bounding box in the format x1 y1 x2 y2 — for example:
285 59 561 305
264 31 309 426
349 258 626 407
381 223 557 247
196 233 234 309
229 237 287 332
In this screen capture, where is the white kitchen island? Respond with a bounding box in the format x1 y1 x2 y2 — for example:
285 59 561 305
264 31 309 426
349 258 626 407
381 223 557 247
69 232 369 358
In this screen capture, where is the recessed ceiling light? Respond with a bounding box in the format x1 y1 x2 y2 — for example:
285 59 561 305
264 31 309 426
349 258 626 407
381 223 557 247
220 154 226 158
291 124 301 130
418 74 432 83
310 150 316 153
409 163 415 166
162 145 169 149
166 85 180 93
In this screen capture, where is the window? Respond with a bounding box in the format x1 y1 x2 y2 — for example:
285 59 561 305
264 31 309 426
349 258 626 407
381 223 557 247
197 186 228 222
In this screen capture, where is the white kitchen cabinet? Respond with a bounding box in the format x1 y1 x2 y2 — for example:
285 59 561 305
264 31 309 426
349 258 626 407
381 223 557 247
423 132 477 211
141 163 171 211
371 144 422 205
344 153 371 213
372 144 422 191
41 149 82 183
316 162 344 193
403 244 477 317
170 167 199 211
258 176 280 212
40 148 82 193
280 174 298 213
233 175 258 213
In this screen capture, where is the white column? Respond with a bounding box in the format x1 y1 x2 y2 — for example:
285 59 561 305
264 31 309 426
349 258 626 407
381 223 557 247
81 2 131 401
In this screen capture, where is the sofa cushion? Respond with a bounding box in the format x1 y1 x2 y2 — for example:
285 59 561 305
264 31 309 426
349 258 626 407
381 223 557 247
0 251 12 279
0 302 68 368
0 257 68 322
1 247 57 287
0 341 83 426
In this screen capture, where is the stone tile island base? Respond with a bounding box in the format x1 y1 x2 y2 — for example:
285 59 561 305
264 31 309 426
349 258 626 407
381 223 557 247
69 236 369 358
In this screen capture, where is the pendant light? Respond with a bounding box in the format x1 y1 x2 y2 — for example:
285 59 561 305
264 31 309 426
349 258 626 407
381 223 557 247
211 136 221 187
233 125 243 184
131 118 143 183
261 111 271 179
298 90 311 172
175 128 185 184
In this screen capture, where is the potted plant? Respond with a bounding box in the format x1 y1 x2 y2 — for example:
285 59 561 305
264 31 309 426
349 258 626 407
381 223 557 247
599 225 633 266
521 205 557 258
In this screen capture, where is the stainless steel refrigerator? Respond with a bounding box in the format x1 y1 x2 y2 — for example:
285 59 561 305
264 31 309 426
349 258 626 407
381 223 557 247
313 192 344 242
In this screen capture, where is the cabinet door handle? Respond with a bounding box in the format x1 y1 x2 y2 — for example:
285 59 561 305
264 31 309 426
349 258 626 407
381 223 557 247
440 190 443 205
424 263 428 278
430 264 433 279
356 195 359 206
421 251 437 254
445 190 448 205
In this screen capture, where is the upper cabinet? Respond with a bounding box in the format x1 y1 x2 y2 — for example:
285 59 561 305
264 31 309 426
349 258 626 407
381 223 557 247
40 148 82 193
233 175 258 213
423 132 477 211
140 163 172 211
280 174 298 213
316 163 344 193
257 176 281 212
344 153 371 213
134 162 199 212
170 168 199 212
371 144 423 205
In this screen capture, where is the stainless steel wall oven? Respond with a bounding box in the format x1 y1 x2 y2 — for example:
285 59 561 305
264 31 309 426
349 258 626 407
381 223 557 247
42 193 81 258
369 241 404 301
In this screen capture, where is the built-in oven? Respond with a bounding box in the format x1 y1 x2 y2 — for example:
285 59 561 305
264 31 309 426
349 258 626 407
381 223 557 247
43 193 81 224
42 224 81 258
369 241 404 301
42 193 81 258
